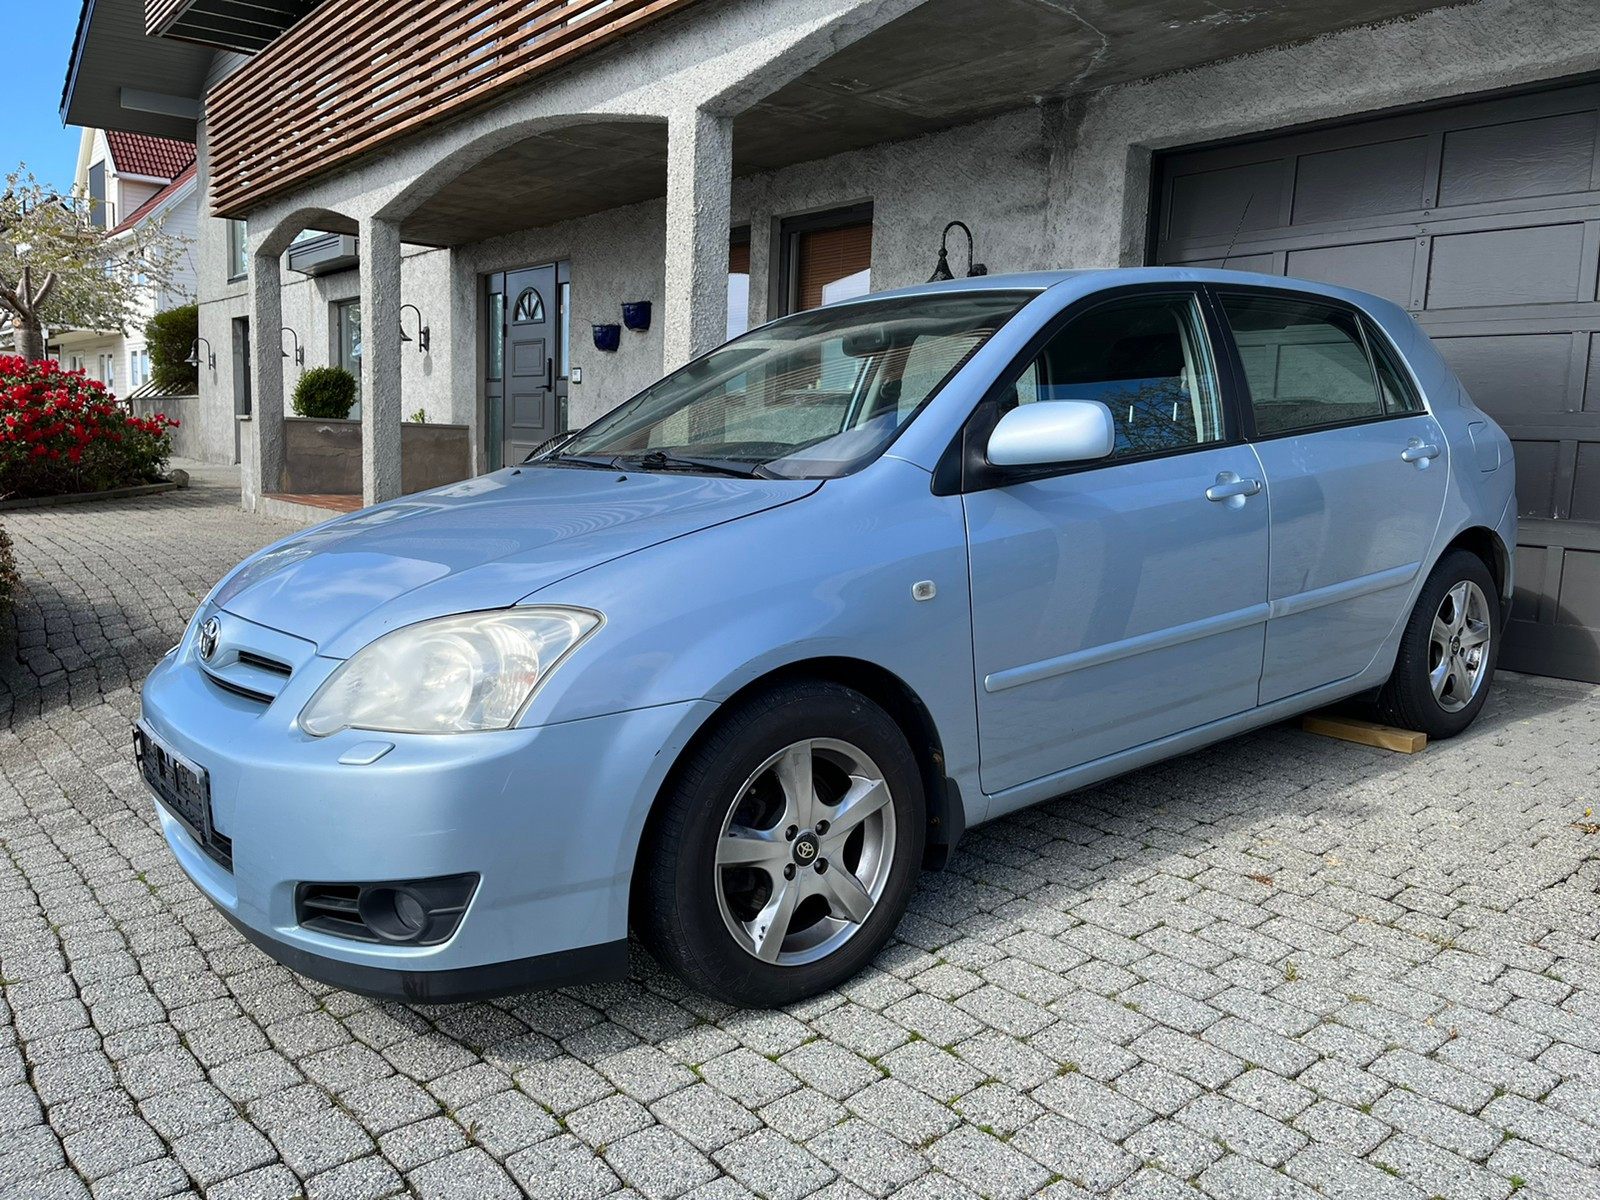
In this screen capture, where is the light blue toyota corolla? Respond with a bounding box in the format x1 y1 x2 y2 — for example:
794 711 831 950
136 268 1515 1007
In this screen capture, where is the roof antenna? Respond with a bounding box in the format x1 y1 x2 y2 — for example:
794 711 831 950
1220 192 1255 271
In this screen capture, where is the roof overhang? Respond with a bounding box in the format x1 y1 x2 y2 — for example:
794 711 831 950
146 0 319 55
61 0 213 141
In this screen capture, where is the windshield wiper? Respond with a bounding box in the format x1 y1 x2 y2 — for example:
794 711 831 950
544 453 622 470
613 450 778 479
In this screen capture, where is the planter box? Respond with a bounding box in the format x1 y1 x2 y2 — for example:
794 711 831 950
281 417 472 496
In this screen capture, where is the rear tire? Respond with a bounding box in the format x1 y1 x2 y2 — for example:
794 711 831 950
1376 549 1500 739
635 681 924 1007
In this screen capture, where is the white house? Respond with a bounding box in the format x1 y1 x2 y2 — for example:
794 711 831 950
49 129 199 406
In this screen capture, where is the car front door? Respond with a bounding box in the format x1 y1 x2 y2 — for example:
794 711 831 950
1215 290 1450 704
964 289 1271 800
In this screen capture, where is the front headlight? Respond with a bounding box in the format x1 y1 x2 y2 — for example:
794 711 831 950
299 607 601 736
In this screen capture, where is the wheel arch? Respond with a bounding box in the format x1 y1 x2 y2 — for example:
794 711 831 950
630 657 966 913
1441 525 1511 611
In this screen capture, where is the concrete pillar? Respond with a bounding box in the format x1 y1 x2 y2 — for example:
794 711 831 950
360 215 404 506
246 238 285 508
663 108 733 368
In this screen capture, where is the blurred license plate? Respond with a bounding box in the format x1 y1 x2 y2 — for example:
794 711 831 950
133 722 213 846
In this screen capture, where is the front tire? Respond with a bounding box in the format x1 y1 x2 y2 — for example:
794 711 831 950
1377 549 1500 738
635 681 925 1007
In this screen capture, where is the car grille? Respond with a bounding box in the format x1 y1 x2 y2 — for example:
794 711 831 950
196 617 314 707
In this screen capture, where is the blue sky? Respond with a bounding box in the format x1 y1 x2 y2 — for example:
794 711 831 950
8 4 89 194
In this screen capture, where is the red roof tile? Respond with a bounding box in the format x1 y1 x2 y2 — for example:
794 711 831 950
107 163 196 236
105 131 195 181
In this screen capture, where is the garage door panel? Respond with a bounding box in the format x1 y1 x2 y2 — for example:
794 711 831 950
1427 224 1587 307
1177 252 1276 273
1156 82 1600 682
1507 440 1562 519
1293 137 1428 224
1557 550 1600 628
1168 160 1283 241
1432 334 1575 415
1573 444 1600 521
1439 111 1597 208
1285 240 1415 307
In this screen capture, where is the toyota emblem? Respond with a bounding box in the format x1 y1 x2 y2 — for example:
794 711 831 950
198 617 221 662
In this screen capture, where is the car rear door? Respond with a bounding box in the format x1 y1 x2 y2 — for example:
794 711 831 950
964 287 1271 799
1214 288 1450 704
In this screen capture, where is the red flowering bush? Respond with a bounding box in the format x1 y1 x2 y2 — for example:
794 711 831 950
0 356 178 500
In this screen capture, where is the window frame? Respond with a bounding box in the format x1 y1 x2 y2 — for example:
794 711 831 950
935 283 1247 495
226 220 249 284
1209 284 1429 442
775 202 874 317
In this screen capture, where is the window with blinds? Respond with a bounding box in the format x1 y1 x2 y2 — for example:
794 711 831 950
779 205 875 316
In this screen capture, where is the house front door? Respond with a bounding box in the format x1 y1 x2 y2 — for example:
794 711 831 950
503 264 558 465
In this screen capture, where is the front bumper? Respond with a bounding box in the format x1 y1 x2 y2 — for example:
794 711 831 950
139 639 714 1002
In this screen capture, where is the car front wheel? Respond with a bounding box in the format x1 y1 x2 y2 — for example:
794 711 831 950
636 681 925 1007
1377 549 1500 738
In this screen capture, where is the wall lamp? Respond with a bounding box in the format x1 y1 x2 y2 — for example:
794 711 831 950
184 337 215 370
929 220 988 282
399 304 430 353
280 326 304 367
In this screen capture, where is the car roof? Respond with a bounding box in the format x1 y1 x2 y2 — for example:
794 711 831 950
857 266 1402 318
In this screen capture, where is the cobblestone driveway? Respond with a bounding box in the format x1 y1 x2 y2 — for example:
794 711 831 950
2 469 1598 1200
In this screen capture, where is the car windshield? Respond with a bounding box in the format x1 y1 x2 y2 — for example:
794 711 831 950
552 291 1037 479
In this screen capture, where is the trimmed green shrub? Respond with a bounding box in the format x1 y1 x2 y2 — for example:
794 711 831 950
146 304 200 393
292 366 358 419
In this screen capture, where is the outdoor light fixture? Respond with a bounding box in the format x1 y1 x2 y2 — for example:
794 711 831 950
280 327 304 367
185 337 215 371
399 304 431 353
928 220 988 282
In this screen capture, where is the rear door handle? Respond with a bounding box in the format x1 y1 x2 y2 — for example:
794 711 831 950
1206 472 1262 502
1401 440 1440 464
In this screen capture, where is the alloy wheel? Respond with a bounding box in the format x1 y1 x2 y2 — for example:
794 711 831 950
713 737 897 966
1428 579 1492 713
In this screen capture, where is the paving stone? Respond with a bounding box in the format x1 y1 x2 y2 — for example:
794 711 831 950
650 1084 762 1153
1010 1114 1141 1192
844 1077 960 1145
1176 1093 1308 1167
604 1125 720 1200
1291 1099 1393 1156
925 1124 1052 1200
408 1146 523 1200
1198 1154 1322 1200
170 1120 278 1186
1284 1143 1429 1200
713 1129 834 1200
507 1133 621 1200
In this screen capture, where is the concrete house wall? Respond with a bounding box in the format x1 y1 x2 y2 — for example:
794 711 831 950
171 0 1600 500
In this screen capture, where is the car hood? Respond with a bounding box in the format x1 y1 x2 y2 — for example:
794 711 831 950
217 466 820 656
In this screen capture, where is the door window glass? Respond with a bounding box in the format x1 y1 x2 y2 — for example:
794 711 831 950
485 291 505 382
1221 294 1384 434
1006 293 1225 459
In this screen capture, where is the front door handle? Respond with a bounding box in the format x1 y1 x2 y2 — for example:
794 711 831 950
1401 439 1440 465
546 358 554 391
1206 472 1262 503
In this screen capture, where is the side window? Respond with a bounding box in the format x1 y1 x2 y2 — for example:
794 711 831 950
1005 293 1225 460
1362 318 1425 415
1221 294 1384 435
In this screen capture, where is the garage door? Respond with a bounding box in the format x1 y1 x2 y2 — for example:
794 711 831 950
1154 82 1600 683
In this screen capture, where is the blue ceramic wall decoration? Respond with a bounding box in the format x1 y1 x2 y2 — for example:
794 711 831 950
593 323 622 352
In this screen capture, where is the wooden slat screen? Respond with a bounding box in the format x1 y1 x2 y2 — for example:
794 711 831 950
796 222 873 312
146 0 189 36
203 0 703 218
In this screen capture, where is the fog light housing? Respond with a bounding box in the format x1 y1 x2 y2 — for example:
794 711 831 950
297 873 478 946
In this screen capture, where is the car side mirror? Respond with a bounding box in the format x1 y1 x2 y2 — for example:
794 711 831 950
986 400 1115 467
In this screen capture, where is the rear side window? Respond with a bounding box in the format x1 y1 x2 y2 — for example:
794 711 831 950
1221 294 1385 435
1362 317 1425 414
